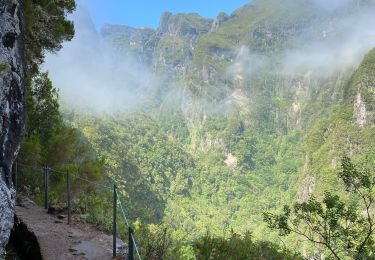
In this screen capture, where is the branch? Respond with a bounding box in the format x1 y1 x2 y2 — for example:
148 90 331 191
290 222 341 259
357 194 374 253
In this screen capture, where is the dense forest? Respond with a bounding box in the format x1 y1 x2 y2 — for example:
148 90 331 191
11 0 375 259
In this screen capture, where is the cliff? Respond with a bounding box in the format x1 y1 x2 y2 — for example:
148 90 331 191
0 0 25 249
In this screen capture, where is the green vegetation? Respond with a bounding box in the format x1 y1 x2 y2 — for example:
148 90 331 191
349 47 375 88
18 71 104 205
64 2 375 256
0 63 9 72
18 0 375 258
133 222 300 259
23 0 75 74
155 36 191 69
264 157 375 259
163 13 213 35
18 0 104 205
18 0 105 219
194 232 301 260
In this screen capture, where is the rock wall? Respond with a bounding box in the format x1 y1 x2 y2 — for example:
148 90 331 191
0 0 25 249
354 92 367 126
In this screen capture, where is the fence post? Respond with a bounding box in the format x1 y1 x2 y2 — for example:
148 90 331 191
113 184 117 258
128 227 134 260
44 165 49 209
67 170 71 225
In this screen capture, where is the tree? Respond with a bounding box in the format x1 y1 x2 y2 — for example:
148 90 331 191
263 157 375 259
24 0 76 74
194 231 301 260
26 72 63 143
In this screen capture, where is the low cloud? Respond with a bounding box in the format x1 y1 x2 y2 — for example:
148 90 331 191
281 7 375 76
227 46 267 80
44 5 156 113
228 5 375 79
45 1 375 115
311 0 353 11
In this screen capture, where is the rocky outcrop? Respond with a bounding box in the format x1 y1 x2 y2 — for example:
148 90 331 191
347 48 375 126
354 92 366 126
298 155 315 202
211 12 229 32
298 174 315 202
9 215 42 260
0 0 26 249
101 24 156 64
158 12 213 37
224 153 238 168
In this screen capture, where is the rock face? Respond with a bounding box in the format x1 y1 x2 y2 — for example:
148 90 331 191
354 92 367 126
0 0 25 249
101 12 214 71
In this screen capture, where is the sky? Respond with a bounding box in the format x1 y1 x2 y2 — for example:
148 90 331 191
46 0 375 113
81 0 251 30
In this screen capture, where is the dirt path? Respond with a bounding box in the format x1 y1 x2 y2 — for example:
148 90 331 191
15 199 125 260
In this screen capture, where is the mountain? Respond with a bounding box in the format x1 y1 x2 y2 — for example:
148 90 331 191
51 0 375 257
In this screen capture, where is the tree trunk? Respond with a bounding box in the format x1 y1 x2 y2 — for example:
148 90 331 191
0 0 25 249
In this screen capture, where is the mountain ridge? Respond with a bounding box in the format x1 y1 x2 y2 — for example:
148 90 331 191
46 1 375 257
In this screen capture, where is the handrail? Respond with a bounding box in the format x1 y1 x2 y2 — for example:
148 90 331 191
118 192 142 260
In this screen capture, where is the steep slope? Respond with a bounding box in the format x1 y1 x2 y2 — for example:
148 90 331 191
304 47 375 196
54 0 375 256
0 0 25 249
347 47 375 125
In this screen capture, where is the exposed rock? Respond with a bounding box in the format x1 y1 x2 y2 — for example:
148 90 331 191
101 23 156 64
331 156 337 168
299 174 315 202
158 12 213 37
228 89 250 111
16 196 36 208
0 0 25 249
298 155 315 202
57 214 66 220
288 102 302 127
8 215 42 260
211 12 229 32
287 76 310 128
354 92 366 126
199 133 224 152
224 153 238 168
329 144 337 168
47 205 65 215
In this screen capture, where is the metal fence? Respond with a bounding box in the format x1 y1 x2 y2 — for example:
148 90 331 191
13 162 142 260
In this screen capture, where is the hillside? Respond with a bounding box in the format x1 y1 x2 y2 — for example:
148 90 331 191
40 0 375 258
